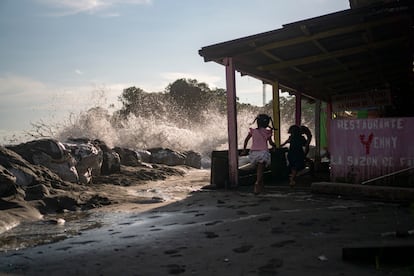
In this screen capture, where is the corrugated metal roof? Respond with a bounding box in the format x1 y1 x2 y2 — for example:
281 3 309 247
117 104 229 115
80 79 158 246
199 1 414 107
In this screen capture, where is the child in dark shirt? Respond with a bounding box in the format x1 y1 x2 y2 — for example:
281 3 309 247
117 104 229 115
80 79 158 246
281 125 306 186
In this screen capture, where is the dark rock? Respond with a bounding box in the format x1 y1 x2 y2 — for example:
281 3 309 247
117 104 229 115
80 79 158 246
39 196 80 213
0 146 67 199
64 138 103 184
7 138 66 162
101 150 121 175
184 150 201 169
0 164 18 197
136 149 152 163
24 184 50 201
148 148 186 166
113 147 145 166
7 139 79 183
93 140 121 175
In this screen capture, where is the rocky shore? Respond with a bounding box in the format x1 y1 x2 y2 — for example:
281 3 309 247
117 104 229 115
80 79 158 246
0 138 202 236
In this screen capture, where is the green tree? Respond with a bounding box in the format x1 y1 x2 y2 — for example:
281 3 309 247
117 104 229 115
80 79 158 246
116 80 317 136
208 87 228 114
118 86 146 117
166 78 228 122
118 86 170 119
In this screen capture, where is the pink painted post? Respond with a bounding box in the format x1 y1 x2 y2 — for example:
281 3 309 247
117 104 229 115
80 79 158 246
224 57 239 187
295 92 302 125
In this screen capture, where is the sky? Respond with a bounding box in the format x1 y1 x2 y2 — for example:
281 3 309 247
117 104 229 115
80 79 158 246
0 0 350 140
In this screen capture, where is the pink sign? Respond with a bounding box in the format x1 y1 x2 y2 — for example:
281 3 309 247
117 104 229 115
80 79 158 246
330 117 414 183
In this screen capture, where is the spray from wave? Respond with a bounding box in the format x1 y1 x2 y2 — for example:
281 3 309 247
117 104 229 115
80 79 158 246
2 82 295 158
53 106 262 157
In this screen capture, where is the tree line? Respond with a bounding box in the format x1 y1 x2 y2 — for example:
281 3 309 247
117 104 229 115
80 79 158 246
116 78 315 129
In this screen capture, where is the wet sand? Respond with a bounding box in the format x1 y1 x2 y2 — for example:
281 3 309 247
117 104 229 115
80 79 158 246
0 167 208 252
0 169 414 275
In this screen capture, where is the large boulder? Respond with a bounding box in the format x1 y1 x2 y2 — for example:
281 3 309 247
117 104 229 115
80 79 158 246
0 146 67 200
63 138 103 184
113 147 150 167
184 150 202 169
147 148 201 168
7 138 65 161
148 148 186 166
93 140 121 175
0 164 18 197
101 150 121 175
7 139 79 183
136 149 152 163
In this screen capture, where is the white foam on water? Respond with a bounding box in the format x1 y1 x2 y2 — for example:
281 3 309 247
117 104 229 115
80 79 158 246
52 106 267 157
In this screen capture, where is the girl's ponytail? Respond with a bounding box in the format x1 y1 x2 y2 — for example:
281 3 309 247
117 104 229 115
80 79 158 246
269 117 277 131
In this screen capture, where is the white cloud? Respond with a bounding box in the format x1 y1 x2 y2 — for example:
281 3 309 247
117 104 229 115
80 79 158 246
36 0 152 15
0 74 48 98
75 69 83 75
0 74 144 137
0 74 130 112
99 12 121 17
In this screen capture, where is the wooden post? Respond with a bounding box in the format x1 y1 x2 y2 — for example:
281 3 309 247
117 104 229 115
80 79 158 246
295 92 302 126
315 100 321 165
272 81 281 146
224 57 239 188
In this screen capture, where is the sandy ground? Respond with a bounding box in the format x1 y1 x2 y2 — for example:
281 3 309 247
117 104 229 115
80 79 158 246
0 168 414 276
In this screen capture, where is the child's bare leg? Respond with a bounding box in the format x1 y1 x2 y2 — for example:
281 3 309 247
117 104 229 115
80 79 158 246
290 169 297 186
255 162 265 193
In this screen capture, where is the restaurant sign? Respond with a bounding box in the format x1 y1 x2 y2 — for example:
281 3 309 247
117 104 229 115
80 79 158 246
330 117 414 183
331 90 391 112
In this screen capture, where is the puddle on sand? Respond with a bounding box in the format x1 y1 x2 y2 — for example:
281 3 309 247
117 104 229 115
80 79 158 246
0 211 103 252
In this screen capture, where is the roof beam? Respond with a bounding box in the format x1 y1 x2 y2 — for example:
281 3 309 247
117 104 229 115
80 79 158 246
257 37 408 71
250 16 408 53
